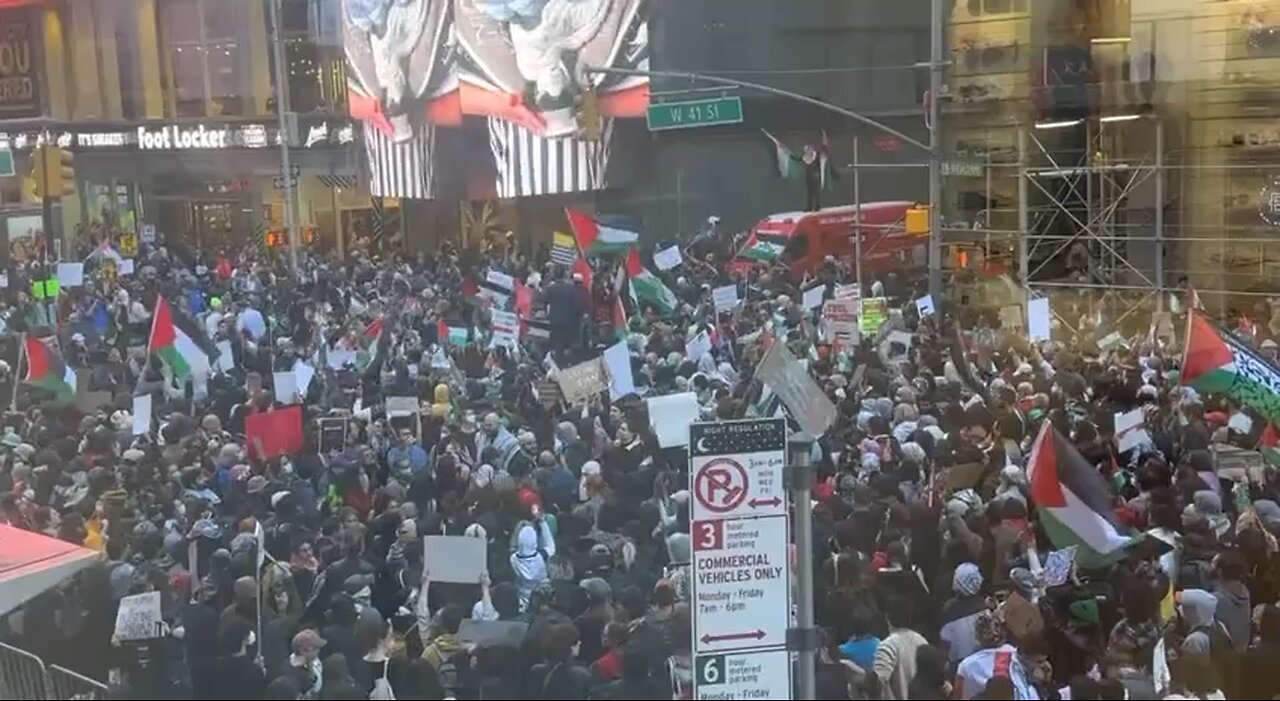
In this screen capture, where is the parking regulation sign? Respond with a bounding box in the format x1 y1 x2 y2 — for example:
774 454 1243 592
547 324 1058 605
690 419 787 522
689 418 792 700
694 649 792 701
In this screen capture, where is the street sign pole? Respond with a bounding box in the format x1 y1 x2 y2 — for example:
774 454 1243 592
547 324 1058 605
787 432 816 701
689 418 793 700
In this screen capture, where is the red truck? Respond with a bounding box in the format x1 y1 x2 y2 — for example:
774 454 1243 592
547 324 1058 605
729 202 925 281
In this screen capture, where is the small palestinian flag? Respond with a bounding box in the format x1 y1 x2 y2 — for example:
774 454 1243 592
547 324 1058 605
739 233 785 262
149 296 212 380
762 130 799 180
625 249 678 315
1027 422 1139 568
22 335 75 402
565 208 638 257
1260 424 1280 466
1182 309 1280 426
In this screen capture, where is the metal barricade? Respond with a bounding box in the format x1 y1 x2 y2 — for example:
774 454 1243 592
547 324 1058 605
0 641 48 700
45 665 108 701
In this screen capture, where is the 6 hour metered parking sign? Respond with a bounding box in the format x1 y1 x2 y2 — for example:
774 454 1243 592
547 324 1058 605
695 649 792 701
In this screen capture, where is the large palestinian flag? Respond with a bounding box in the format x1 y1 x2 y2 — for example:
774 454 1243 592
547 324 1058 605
625 249 678 315
1027 422 1137 568
565 208 638 257
148 296 212 381
1182 309 1280 425
22 336 75 402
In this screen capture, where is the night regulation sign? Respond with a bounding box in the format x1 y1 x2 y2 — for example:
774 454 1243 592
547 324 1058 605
689 418 793 700
690 419 787 522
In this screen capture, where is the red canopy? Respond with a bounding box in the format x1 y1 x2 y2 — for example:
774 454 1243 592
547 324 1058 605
0 524 98 614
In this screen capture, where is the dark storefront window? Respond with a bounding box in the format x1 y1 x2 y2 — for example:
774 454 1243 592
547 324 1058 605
161 0 246 117
280 0 345 114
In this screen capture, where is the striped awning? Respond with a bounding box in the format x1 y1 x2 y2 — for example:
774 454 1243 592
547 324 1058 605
317 174 358 190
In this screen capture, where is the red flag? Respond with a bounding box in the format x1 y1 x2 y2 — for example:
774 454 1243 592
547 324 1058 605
364 317 385 341
572 257 593 290
437 318 448 344
245 406 304 461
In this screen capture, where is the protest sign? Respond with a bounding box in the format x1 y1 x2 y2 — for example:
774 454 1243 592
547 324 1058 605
646 392 700 448
422 536 487 583
132 395 152 436
246 406 303 461
685 330 712 364
653 245 683 271
318 417 348 453
486 270 514 291
1027 297 1051 342
57 263 84 288
859 297 888 334
1115 408 1151 453
915 295 936 317
556 358 606 404
534 379 563 408
490 310 519 349
1043 547 1078 587
215 341 236 373
386 396 419 417
712 284 739 312
821 300 858 350
756 341 837 435
294 361 316 397
115 591 163 642
458 620 529 647
834 283 861 302
801 284 825 311
273 371 299 404
1000 305 1024 332
603 341 636 400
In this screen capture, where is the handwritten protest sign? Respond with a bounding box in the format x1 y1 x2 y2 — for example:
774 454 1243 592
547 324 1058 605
115 591 163 642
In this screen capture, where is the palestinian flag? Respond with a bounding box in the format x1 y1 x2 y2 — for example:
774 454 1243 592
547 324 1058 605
625 249 678 315
1182 309 1280 426
86 239 124 264
148 296 212 380
762 130 798 179
22 335 75 402
565 208 638 256
1027 422 1138 568
739 233 785 262
1261 424 1280 466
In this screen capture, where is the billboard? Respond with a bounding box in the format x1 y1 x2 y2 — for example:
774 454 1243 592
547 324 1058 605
342 0 650 200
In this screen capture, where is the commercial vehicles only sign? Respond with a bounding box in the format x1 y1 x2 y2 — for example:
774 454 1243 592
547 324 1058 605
689 418 793 700
692 514 790 652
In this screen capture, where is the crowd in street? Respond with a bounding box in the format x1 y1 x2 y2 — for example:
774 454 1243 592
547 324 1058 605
1 223 1279 701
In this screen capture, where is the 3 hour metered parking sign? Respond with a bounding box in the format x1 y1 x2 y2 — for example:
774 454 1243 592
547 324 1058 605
689 418 792 700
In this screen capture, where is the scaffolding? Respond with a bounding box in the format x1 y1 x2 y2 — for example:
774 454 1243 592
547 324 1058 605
941 1 1280 325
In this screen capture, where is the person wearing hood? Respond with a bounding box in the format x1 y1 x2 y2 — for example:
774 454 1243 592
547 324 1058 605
510 511 556 611
1211 550 1250 652
1179 588 1232 659
939 563 987 664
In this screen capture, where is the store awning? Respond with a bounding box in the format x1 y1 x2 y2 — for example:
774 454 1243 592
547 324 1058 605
0 0 49 7
0 524 99 615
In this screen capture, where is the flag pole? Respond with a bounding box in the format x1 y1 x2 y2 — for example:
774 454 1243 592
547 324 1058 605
11 333 24 411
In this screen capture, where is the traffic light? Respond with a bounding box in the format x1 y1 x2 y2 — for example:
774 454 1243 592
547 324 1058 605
578 88 602 142
32 146 75 199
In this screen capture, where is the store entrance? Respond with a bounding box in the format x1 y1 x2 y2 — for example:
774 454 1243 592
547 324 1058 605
155 197 248 254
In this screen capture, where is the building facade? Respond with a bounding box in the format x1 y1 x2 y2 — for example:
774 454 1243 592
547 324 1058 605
0 0 365 261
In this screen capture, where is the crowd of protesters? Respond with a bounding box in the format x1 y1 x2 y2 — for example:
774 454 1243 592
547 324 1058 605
0 222 1279 701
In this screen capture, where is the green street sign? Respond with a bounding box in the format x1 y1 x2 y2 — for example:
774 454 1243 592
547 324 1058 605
646 97 744 131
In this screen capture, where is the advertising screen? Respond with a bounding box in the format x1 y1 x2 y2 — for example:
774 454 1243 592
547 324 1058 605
343 0 650 200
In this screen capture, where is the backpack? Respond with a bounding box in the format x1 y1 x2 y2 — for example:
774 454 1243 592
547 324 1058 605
436 649 471 698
